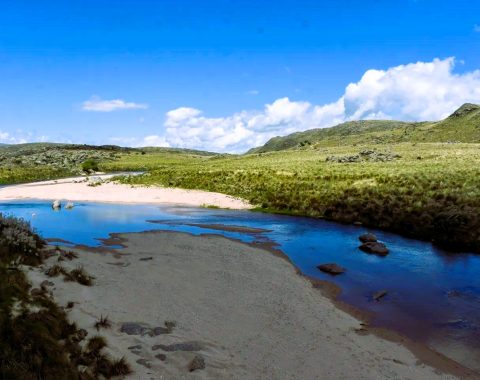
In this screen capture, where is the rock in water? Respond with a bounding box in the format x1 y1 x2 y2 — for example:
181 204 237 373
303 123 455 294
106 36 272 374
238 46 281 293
359 242 389 256
359 233 377 243
52 200 61 209
317 263 346 275
65 201 74 209
373 290 388 301
188 355 205 372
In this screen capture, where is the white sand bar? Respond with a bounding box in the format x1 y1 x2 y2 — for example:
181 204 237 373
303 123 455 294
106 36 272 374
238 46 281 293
27 231 467 379
0 175 251 209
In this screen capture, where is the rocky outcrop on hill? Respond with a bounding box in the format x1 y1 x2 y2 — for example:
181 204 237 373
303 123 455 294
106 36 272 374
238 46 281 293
326 150 401 163
0 147 120 173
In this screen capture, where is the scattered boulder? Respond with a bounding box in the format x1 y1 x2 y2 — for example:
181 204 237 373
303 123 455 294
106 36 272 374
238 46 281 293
52 200 61 210
359 233 377 243
152 341 203 352
373 290 388 301
359 242 389 256
188 355 206 372
155 353 167 361
317 263 345 275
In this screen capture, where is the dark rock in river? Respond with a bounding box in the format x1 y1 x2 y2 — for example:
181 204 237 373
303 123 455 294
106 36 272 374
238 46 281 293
359 233 377 243
373 290 388 301
188 355 206 372
359 242 389 256
317 263 346 275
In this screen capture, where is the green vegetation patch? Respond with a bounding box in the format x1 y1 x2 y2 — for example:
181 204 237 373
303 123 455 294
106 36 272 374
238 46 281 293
104 143 480 252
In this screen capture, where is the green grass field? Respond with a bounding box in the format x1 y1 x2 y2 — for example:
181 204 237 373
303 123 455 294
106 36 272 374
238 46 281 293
102 142 480 252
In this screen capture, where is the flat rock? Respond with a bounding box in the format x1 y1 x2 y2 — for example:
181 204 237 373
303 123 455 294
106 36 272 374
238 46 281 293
359 242 389 256
120 322 151 336
317 263 345 275
188 355 205 372
152 341 203 352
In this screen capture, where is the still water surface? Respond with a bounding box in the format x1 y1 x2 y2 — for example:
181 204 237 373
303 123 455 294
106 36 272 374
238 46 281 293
1 200 479 370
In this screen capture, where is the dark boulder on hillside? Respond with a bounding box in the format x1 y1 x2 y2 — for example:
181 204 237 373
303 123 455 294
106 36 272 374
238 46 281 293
359 233 377 243
317 263 346 275
359 242 389 256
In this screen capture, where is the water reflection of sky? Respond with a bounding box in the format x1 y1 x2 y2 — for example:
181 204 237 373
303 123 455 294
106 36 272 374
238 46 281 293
1 200 479 371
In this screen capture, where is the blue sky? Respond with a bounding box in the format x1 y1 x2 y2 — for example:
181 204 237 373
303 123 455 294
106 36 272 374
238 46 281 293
1 0 480 151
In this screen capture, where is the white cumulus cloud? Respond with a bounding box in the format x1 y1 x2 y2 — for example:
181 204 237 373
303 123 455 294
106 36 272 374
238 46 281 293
128 57 480 153
82 96 148 112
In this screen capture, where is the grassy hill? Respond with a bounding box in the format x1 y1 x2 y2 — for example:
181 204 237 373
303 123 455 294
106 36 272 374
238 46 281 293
249 103 480 153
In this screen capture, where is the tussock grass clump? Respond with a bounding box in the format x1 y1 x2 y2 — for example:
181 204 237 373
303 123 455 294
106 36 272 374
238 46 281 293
45 264 66 277
94 315 112 331
86 335 108 353
64 266 94 286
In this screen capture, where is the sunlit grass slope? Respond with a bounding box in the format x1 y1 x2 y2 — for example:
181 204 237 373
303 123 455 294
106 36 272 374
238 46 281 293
103 143 480 252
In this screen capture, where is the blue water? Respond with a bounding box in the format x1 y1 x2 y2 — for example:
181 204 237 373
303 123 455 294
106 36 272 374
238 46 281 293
1 200 479 369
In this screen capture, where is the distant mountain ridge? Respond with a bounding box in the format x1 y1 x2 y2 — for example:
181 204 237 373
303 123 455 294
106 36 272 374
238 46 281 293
248 103 480 153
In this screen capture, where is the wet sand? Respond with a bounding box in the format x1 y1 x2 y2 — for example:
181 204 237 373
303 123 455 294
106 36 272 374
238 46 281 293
26 230 473 379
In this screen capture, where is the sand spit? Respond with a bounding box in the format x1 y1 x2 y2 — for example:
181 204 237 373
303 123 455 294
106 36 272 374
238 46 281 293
26 231 469 379
0 175 251 209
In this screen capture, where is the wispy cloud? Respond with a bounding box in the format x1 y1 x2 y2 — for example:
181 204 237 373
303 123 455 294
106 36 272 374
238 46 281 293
246 89 259 95
474 24 480 32
82 96 148 112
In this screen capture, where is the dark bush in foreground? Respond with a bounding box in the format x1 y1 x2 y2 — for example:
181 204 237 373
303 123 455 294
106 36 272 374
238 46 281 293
0 214 129 379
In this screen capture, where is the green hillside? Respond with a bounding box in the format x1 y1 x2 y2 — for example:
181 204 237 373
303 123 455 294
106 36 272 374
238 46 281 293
249 103 480 153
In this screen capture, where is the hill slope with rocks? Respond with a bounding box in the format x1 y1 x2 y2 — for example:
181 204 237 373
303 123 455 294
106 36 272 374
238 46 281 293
249 103 480 153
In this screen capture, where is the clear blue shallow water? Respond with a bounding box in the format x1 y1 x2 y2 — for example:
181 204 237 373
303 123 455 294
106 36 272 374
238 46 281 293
1 200 479 369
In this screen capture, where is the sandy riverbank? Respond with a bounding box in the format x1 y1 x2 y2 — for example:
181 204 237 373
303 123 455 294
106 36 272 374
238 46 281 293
0 175 251 209
26 230 470 379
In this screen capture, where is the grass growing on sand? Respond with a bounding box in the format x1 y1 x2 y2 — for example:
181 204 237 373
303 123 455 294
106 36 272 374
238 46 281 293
0 166 72 185
102 143 480 251
0 214 130 379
